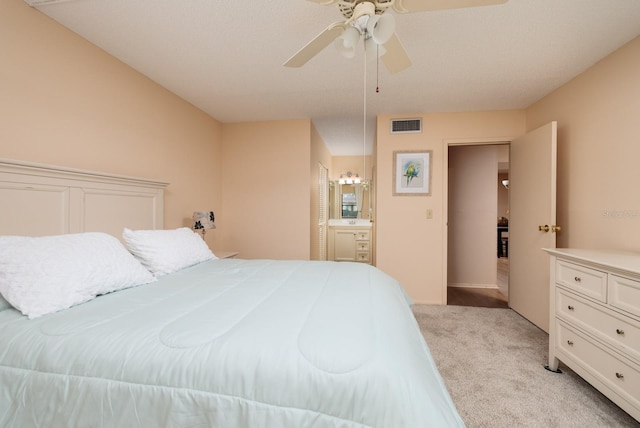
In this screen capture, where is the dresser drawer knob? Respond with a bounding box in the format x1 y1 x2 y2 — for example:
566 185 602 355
567 305 575 311
616 329 625 335
567 340 574 346
616 372 624 380
574 276 581 283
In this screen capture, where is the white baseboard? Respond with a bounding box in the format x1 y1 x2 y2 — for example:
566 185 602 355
448 283 499 289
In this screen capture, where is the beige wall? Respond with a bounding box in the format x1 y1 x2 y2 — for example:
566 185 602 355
380 35 640 304
221 120 312 260
375 111 526 304
2 1 326 262
1 0 223 250
527 36 640 252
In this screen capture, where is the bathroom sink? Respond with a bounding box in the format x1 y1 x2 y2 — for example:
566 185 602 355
328 219 371 227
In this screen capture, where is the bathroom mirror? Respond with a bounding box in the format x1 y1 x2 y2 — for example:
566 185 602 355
341 192 357 218
329 180 372 220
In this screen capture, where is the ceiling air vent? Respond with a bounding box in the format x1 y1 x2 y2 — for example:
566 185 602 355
390 118 422 134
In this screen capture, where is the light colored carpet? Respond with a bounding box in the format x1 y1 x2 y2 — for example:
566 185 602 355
412 305 640 428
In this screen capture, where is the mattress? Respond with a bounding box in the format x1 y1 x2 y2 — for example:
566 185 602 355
0 259 464 427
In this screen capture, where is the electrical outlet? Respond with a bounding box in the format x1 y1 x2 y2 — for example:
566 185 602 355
426 209 433 219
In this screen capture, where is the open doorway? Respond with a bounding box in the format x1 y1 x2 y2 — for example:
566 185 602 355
447 143 509 308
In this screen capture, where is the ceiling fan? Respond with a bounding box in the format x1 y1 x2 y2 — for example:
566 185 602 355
284 0 508 74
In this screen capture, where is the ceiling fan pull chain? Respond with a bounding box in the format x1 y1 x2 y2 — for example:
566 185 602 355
376 43 380 93
363 37 367 181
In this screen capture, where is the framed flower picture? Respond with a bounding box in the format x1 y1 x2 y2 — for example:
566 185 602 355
393 150 432 196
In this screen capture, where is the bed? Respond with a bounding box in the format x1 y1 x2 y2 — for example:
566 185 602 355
0 159 464 427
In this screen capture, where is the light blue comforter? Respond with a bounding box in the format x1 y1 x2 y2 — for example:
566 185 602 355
0 259 464 427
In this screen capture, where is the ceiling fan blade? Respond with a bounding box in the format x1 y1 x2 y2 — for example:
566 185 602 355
284 22 347 68
393 0 508 13
381 33 412 74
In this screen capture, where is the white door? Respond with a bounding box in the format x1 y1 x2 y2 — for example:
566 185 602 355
509 121 558 332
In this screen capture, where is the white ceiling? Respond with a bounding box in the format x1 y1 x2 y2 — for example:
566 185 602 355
31 0 640 155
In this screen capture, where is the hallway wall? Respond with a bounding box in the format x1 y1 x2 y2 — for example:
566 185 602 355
448 145 501 288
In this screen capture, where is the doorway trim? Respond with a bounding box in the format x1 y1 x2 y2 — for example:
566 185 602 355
442 137 511 304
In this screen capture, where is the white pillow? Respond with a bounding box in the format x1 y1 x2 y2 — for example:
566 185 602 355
122 227 216 276
0 232 156 319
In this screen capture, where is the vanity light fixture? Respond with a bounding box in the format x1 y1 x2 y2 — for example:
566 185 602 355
192 211 216 239
339 171 361 185
502 179 509 190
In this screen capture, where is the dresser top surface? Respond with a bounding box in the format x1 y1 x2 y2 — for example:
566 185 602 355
544 248 640 275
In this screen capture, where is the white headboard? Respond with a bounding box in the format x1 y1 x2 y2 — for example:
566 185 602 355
0 158 168 239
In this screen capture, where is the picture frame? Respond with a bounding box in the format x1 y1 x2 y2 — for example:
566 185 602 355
393 150 432 196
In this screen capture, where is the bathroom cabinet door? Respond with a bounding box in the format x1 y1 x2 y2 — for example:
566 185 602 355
333 229 358 261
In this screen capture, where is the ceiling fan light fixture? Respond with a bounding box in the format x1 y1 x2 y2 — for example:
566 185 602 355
335 25 360 58
368 12 395 45
342 25 361 47
285 0 509 72
335 39 356 58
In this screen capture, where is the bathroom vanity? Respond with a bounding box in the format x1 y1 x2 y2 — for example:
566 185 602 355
328 180 373 264
328 219 372 264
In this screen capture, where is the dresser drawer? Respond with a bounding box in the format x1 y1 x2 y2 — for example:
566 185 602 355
556 260 607 302
609 275 640 318
356 251 370 263
556 289 640 361
557 321 640 411
355 231 370 241
356 241 369 252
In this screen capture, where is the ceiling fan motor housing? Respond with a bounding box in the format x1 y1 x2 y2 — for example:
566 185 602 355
339 1 390 19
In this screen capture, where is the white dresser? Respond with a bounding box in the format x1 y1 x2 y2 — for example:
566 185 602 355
544 248 640 421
